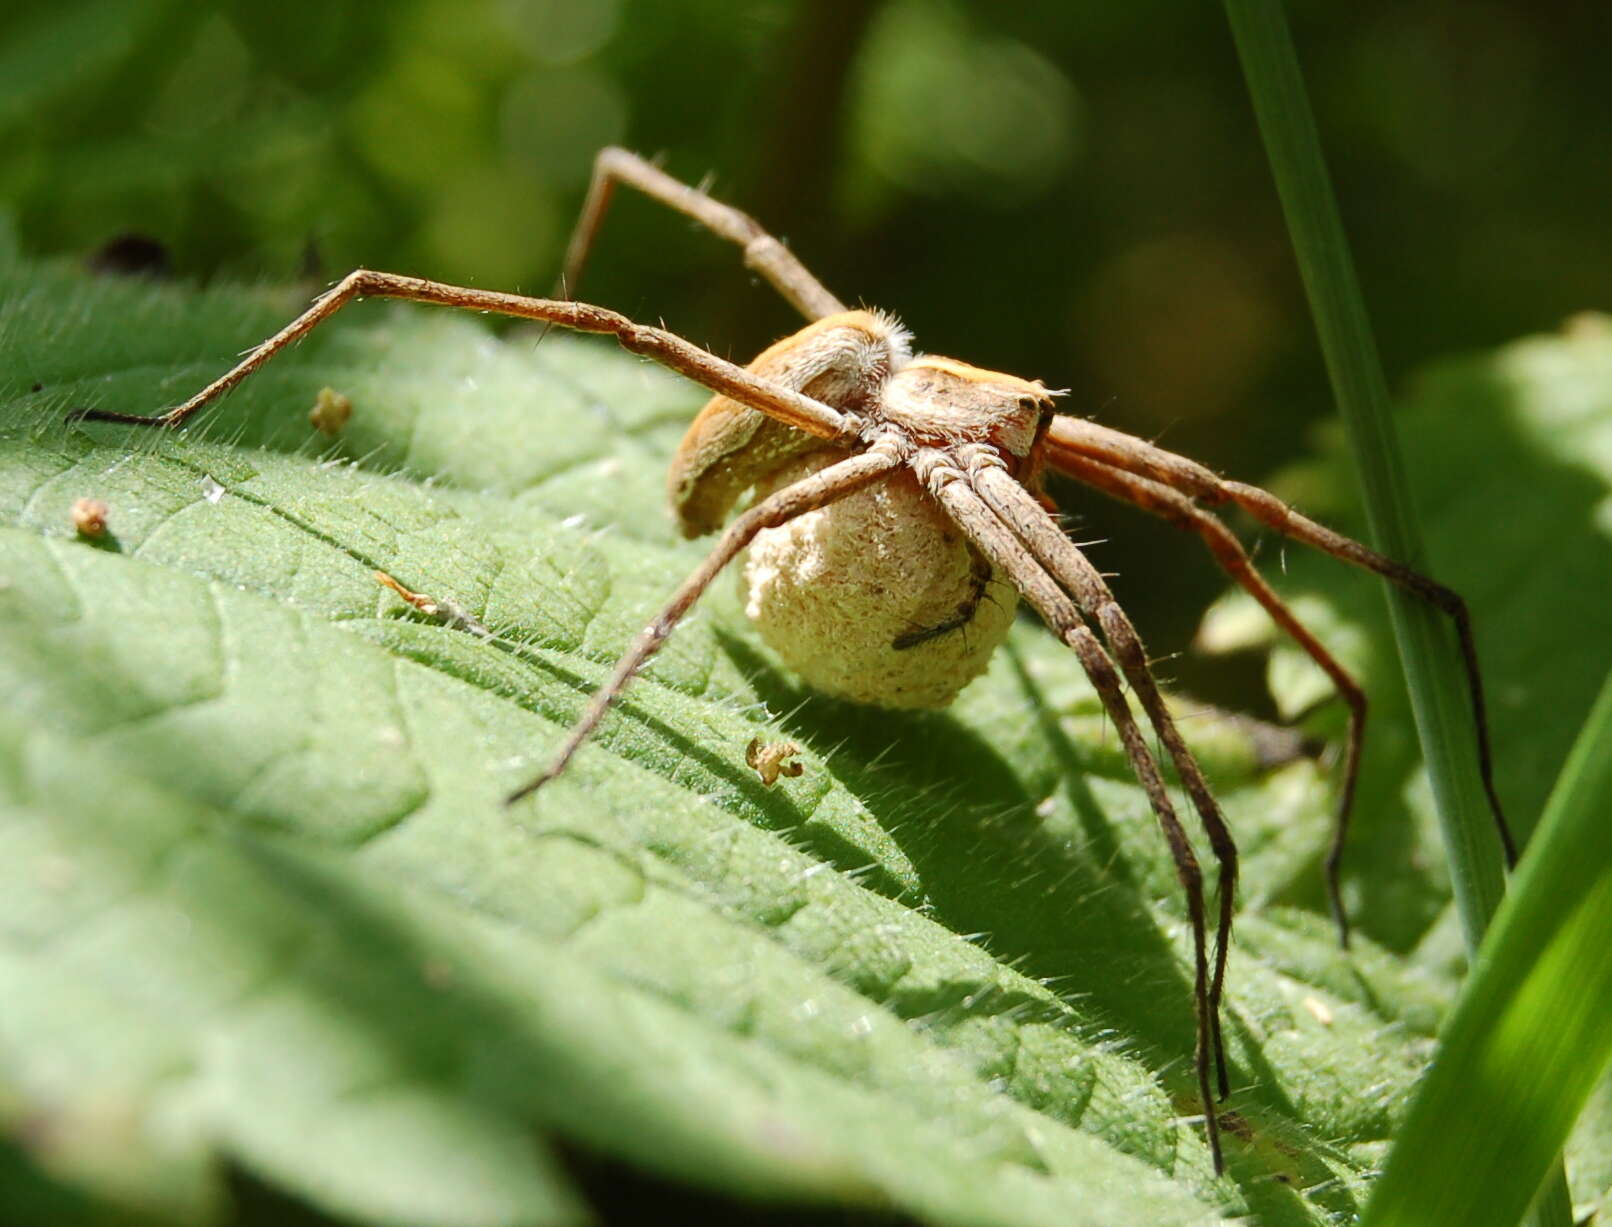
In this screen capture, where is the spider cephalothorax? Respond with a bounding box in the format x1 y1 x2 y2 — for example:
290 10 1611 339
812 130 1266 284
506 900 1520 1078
72 147 1513 1176
670 309 1056 708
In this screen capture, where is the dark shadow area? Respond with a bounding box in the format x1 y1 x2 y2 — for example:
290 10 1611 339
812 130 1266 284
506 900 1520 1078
716 628 1318 1148
0 1142 153 1227
224 1141 922 1227
556 1141 919 1227
370 618 920 904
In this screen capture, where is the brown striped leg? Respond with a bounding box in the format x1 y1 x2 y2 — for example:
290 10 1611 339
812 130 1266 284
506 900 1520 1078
560 146 846 321
962 447 1236 1099
1050 447 1368 946
69 270 856 445
915 448 1225 1176
1046 416 1515 867
507 439 906 804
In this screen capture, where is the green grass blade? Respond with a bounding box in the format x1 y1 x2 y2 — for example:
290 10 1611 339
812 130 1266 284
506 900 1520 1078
1220 6 1575 1222
1363 665 1612 1226
1220 0 1508 950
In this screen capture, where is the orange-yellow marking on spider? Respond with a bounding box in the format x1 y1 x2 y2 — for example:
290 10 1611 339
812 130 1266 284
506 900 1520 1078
670 310 1056 707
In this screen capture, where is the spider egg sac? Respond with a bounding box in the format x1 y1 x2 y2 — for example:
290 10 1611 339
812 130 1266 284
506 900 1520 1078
742 450 1017 708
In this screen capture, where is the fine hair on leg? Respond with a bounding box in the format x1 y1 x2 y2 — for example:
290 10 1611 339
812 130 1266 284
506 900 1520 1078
1046 416 1516 869
69 270 857 444
1052 446 1370 946
506 438 907 805
961 446 1236 1099
561 147 845 321
914 448 1224 1174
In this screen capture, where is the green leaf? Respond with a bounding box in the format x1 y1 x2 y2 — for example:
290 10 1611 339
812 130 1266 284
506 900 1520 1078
1363 664 1612 1227
0 241 1474 1226
1200 316 1612 953
1198 316 1612 1224
1222 0 1509 963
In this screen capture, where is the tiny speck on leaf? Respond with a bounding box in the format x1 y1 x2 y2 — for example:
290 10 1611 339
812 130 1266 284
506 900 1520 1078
746 738 804 786
309 386 353 436
71 497 109 538
1301 995 1335 1026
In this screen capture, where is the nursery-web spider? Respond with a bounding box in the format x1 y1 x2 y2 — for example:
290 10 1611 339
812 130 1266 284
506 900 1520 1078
74 147 1514 1174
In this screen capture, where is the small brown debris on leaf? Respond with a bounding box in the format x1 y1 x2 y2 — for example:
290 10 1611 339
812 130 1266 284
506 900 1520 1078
376 570 440 615
374 571 492 638
745 737 804 786
309 386 353 436
71 498 109 538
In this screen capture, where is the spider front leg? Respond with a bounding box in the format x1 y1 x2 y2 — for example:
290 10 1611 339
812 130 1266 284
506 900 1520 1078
69 270 855 443
507 437 906 803
1046 417 1517 883
561 146 845 321
961 447 1237 1099
1053 447 1369 945
915 449 1227 1175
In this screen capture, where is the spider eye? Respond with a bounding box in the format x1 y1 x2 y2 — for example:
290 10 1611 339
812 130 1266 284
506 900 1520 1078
1017 394 1040 413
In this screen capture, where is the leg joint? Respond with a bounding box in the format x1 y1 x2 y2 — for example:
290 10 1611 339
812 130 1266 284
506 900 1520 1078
1174 852 1205 896
1095 603 1148 668
1063 626 1119 689
913 448 966 494
742 231 786 268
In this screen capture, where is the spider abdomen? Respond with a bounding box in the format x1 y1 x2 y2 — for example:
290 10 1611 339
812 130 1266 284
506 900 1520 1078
742 450 1016 708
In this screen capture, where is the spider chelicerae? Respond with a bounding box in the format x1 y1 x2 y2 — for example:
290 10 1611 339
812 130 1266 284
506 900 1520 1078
73 147 1514 1173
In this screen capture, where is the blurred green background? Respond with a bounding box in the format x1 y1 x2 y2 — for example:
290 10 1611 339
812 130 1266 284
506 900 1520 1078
4 0 1608 688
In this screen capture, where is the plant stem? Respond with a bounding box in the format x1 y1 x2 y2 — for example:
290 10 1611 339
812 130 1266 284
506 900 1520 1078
1364 666 1612 1225
1221 0 1507 950
1219 3 1569 1222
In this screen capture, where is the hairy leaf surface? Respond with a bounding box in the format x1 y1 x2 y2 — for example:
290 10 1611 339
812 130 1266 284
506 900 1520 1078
0 245 1474 1226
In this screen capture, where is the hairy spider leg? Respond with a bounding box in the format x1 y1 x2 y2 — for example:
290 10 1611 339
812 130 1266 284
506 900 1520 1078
507 439 906 803
962 447 1236 1098
1051 447 1369 946
70 271 856 444
1046 418 1515 869
915 446 1224 1174
562 147 845 320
